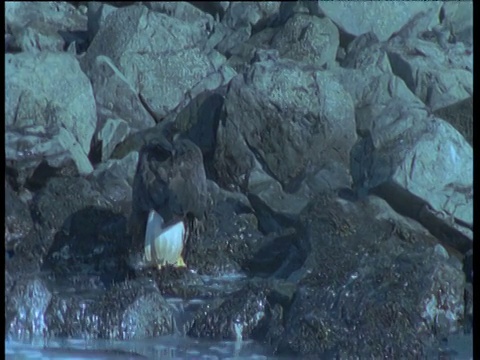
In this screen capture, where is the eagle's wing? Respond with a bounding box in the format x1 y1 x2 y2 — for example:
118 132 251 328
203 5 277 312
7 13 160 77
168 140 208 221
130 143 175 244
144 209 164 263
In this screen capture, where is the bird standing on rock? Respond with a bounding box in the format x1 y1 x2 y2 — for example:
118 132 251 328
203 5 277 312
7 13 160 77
129 135 208 270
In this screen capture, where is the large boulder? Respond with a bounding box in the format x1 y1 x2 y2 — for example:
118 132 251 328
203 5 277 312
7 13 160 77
351 101 473 253
215 2 280 56
81 4 235 122
5 52 96 186
87 55 156 143
45 279 176 340
214 57 356 194
316 2 441 42
90 151 139 212
94 280 177 339
270 13 339 68
441 2 473 46
5 1 87 53
433 97 472 146
188 283 269 340
5 181 33 251
276 193 465 358
25 176 131 282
386 38 472 111
6 276 52 340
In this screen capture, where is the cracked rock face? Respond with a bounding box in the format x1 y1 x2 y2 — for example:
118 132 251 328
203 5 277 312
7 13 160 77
5 2 471 358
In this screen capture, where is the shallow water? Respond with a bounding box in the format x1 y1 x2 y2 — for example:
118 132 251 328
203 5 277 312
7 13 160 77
5 273 285 359
5 273 472 359
5 332 473 359
5 336 288 360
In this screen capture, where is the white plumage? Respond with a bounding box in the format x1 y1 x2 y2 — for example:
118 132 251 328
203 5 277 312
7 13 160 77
144 209 186 268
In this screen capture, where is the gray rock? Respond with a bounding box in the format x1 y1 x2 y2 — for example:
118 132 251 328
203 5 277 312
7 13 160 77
386 39 472 111
206 180 251 209
6 1 87 53
351 103 472 253
226 27 278 73
191 1 230 21
342 32 392 74
149 267 215 302
96 117 130 162
277 1 313 26
317 2 441 42
5 181 34 251
87 55 155 134
215 1 280 56
110 120 176 161
215 25 252 59
434 97 472 146
441 2 473 46
45 287 104 338
185 198 261 275
144 1 214 36
214 58 356 193
6 2 86 31
24 173 131 280
222 1 279 30
6 276 52 340
188 283 268 340
333 70 427 135
172 91 225 165
9 20 65 53
247 164 310 224
31 176 110 234
383 9 473 111
203 20 232 52
36 183 132 281
276 193 465 357
81 5 233 121
5 52 96 184
96 280 176 339
87 2 118 43
91 151 138 208
46 278 176 340
6 227 52 276
464 281 473 328
271 13 339 68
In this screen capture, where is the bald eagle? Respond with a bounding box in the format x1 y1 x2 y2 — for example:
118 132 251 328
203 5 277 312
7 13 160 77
130 136 208 269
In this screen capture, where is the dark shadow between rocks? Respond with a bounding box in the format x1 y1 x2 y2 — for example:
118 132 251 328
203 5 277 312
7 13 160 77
173 91 225 181
23 160 81 192
247 192 300 235
42 206 131 286
25 160 59 191
58 29 90 53
243 228 304 279
5 163 22 192
371 182 472 254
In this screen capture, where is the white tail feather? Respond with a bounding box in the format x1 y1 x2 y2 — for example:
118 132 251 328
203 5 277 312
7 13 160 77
144 209 186 267
144 210 164 263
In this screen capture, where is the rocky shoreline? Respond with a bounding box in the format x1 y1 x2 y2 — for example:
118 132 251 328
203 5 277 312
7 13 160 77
5 2 472 358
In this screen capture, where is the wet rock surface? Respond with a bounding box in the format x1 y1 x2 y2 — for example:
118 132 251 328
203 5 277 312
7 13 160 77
276 193 465 357
5 2 472 359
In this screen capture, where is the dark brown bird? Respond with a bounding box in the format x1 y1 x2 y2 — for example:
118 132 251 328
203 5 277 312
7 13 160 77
129 135 208 269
